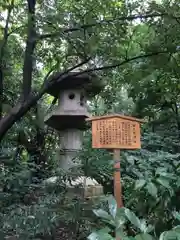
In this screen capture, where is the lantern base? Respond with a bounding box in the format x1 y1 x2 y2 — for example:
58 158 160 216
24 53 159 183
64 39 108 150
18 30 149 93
66 177 104 198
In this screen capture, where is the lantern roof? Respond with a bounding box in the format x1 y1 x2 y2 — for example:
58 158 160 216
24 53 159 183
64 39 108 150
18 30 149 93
45 112 90 130
86 114 145 123
46 72 104 98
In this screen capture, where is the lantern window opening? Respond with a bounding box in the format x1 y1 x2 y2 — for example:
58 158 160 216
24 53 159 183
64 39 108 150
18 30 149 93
68 93 75 100
80 93 85 107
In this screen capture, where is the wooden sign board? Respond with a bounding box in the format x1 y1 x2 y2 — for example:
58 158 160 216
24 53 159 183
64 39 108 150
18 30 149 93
87 114 144 149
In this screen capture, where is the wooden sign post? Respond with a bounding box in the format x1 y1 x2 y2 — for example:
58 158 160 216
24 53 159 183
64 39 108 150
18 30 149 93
87 114 144 209
113 149 123 208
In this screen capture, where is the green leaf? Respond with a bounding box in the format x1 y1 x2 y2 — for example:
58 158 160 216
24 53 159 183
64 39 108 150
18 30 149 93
173 212 180 222
156 177 171 189
156 167 167 175
159 231 179 240
139 219 148 233
99 227 112 234
116 228 126 238
87 232 100 240
116 208 127 228
173 225 180 237
135 233 154 240
135 179 146 190
172 226 180 239
108 195 117 218
146 225 154 233
124 208 141 229
156 168 176 180
93 209 112 221
88 231 114 240
146 182 157 197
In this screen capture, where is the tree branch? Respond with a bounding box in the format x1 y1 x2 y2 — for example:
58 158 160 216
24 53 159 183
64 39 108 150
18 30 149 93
0 51 170 142
0 58 90 141
22 0 37 100
7 25 25 37
44 56 92 86
38 13 164 40
70 51 168 75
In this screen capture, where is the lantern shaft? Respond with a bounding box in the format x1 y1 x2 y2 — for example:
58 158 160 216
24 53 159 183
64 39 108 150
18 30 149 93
59 151 80 170
59 129 83 169
60 129 83 150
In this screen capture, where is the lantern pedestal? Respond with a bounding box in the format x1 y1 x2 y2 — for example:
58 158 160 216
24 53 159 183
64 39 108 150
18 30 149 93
66 177 104 199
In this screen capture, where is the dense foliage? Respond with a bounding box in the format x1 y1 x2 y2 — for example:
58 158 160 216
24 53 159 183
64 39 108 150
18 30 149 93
88 195 180 240
1 0 180 239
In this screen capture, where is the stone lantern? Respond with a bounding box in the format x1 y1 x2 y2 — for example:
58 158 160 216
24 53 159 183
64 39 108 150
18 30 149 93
45 72 103 170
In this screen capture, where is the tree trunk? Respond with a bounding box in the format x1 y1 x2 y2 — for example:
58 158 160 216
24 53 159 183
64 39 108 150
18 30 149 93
0 1 14 119
22 0 37 100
